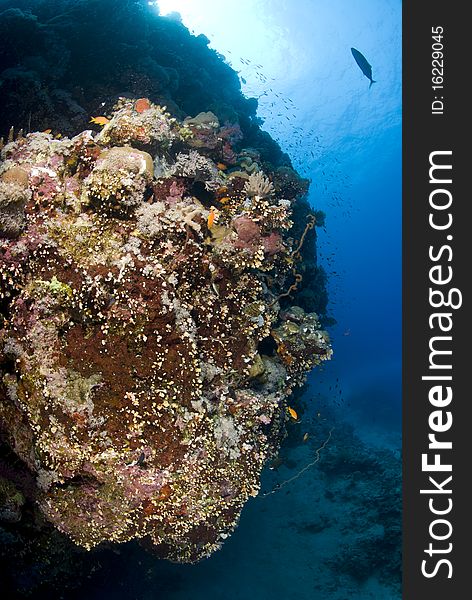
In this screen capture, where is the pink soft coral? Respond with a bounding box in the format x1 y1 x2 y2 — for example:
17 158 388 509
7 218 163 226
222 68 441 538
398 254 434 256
166 180 185 205
262 232 283 256
232 215 260 243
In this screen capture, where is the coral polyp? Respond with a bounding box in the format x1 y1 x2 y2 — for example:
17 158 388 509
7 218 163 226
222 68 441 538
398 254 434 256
0 99 331 562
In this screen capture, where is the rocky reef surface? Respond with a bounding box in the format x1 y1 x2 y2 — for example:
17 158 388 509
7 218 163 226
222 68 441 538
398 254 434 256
0 96 332 565
0 4 333 594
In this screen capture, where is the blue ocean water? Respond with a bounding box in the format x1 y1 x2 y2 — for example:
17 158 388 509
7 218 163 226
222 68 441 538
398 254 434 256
158 0 402 444
65 1 402 599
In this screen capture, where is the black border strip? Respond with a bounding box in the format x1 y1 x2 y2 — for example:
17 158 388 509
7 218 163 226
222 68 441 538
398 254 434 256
403 3 469 598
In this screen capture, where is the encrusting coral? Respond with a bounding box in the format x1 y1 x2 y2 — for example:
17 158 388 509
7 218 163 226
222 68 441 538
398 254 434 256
0 97 332 562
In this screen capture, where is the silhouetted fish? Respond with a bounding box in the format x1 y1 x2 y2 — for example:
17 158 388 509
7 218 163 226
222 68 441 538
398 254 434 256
351 47 376 88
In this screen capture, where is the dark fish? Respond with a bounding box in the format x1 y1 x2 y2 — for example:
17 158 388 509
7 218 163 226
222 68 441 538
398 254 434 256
125 451 146 468
136 452 146 467
351 47 376 88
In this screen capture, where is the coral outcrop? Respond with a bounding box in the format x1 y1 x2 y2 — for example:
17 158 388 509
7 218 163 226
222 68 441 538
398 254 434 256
0 99 331 562
0 0 289 169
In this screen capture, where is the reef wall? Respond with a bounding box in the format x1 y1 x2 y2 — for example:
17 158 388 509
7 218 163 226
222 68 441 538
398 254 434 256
0 100 331 561
0 0 331 572
0 0 289 168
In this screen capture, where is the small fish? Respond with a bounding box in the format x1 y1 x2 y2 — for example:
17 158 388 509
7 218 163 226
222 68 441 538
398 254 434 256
126 451 146 467
136 452 146 467
216 162 227 171
158 484 172 501
105 294 117 310
90 116 110 126
303 432 309 442
288 406 298 420
42 128 52 134
351 48 376 88
207 210 216 229
135 98 151 113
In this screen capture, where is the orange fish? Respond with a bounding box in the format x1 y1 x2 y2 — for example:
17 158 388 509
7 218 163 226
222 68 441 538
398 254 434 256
158 484 172 501
90 116 110 126
207 210 216 229
217 162 227 171
219 197 231 204
42 129 52 134
135 98 151 113
288 407 298 420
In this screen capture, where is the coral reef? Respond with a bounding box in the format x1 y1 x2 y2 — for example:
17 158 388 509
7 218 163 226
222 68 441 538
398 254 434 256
0 166 32 237
0 98 331 563
0 0 289 168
